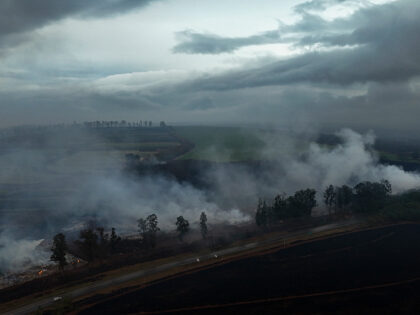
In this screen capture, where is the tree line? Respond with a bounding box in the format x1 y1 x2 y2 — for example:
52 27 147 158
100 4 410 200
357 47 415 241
255 180 392 228
50 180 393 270
82 120 167 128
50 212 208 271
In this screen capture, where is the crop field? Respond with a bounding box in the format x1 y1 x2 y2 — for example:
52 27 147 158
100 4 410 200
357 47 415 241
79 224 420 314
174 126 265 162
0 126 189 183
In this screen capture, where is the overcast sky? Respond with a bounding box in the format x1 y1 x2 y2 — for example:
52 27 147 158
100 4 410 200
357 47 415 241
0 0 419 133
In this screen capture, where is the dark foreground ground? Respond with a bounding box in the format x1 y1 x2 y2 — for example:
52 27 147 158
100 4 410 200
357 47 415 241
77 224 420 314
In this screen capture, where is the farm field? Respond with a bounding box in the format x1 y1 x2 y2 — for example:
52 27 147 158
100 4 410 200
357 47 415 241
79 224 420 314
0 126 191 184
174 126 265 162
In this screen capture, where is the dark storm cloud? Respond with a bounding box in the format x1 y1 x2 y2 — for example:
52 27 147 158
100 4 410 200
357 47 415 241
173 0 418 56
172 29 280 54
176 0 420 88
172 0 351 55
293 0 349 14
0 0 157 47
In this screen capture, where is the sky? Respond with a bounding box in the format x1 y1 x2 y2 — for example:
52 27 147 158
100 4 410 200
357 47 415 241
0 0 419 133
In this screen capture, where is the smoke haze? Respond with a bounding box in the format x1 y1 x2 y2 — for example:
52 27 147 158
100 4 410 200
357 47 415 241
2 126 420 273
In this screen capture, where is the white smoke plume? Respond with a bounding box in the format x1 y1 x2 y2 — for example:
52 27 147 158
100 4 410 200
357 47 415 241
282 129 420 194
1 126 420 274
0 235 49 274
203 128 420 210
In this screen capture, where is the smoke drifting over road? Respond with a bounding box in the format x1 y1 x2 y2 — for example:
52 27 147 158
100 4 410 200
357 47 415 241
1 126 420 274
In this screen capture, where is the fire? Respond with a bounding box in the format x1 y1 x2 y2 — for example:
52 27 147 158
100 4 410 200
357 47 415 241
77 259 80 263
38 270 43 276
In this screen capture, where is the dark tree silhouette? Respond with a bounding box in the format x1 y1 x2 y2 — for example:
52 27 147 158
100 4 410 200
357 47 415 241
138 214 160 248
96 227 109 259
323 185 336 215
255 198 270 228
272 193 287 221
77 228 99 262
287 189 317 217
138 218 147 237
176 216 190 241
51 233 68 272
336 185 353 211
353 180 392 213
146 214 160 248
200 212 208 239
109 227 121 254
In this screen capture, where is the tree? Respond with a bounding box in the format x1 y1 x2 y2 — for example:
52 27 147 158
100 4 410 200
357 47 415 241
138 214 160 248
352 180 392 213
96 227 109 259
146 214 160 248
147 214 160 233
381 179 392 194
77 228 99 262
323 185 336 216
176 216 190 241
288 189 317 217
336 185 353 211
109 227 121 254
272 193 288 220
255 198 270 228
51 233 68 271
199 212 208 239
138 218 147 237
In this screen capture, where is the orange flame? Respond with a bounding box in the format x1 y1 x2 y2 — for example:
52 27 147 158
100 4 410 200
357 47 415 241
38 270 43 276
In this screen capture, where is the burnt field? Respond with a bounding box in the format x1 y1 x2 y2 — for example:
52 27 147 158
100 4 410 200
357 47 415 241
79 224 420 314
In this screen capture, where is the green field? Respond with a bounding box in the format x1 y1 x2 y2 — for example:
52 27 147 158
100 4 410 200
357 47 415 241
0 126 187 185
174 126 265 162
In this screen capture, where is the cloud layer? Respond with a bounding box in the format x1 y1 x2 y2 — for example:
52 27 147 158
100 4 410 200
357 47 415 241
0 0 157 45
1 0 420 134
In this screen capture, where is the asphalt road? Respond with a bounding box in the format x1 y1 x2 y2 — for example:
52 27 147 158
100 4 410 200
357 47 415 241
4 221 355 315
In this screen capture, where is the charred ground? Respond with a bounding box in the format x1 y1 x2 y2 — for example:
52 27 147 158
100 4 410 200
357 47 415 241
78 223 420 314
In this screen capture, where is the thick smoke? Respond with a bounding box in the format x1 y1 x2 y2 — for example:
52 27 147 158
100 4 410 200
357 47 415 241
0 236 49 274
203 128 420 210
0 127 250 273
1 127 420 274
280 129 420 194
61 172 250 232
